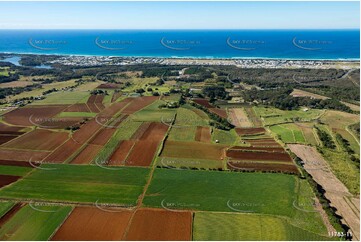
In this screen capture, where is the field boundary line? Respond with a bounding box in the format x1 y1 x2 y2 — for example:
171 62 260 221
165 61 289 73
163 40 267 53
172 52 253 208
345 125 360 146
48 206 74 240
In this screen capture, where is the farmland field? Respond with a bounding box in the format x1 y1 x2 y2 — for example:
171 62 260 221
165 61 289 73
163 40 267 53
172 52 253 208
193 212 332 241
143 169 297 216
0 51 359 240
0 204 72 241
0 164 150 205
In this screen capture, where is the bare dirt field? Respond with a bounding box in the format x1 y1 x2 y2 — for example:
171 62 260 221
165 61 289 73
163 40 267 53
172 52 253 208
70 144 103 164
226 149 292 162
43 139 82 163
235 127 266 136
124 208 192 241
0 148 50 162
288 144 360 240
228 108 253 127
227 161 299 174
63 104 91 112
0 175 21 188
109 140 135 166
195 126 211 142
3 105 68 126
51 207 133 241
89 128 116 146
122 96 158 115
3 129 69 151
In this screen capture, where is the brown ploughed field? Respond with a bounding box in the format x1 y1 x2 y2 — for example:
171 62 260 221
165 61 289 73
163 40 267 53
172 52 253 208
125 208 192 241
87 95 100 113
3 105 68 126
89 128 116 146
43 139 82 163
94 95 105 110
72 120 102 144
2 129 69 151
195 126 211 142
0 149 50 162
121 96 158 115
125 123 168 167
227 161 299 174
209 108 228 119
108 140 135 165
229 146 285 153
0 175 21 188
0 159 36 167
192 98 214 108
51 207 133 241
70 144 103 164
235 127 266 136
0 135 18 145
63 104 91 112
226 149 292 162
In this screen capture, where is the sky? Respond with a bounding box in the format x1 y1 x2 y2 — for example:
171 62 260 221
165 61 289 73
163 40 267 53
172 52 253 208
0 1 359 29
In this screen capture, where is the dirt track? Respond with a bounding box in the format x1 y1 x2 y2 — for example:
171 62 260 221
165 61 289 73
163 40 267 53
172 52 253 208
288 144 360 240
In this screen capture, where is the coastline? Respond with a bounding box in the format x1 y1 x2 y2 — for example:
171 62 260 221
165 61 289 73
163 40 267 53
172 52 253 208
1 51 360 62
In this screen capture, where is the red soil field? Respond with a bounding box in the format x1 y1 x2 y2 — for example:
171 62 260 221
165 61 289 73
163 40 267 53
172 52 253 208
3 129 69 151
40 117 84 129
3 105 68 126
0 149 50 162
89 128 116 146
97 83 121 89
43 139 82 163
195 126 211 142
0 203 24 228
130 122 151 140
70 144 103 164
209 108 228 119
235 127 266 136
0 175 21 188
139 123 168 141
99 98 133 118
51 207 133 241
125 140 159 167
87 95 100 113
193 98 214 108
63 104 91 112
227 161 299 174
124 122 168 167
121 96 158 114
0 135 18 145
229 146 286 153
125 208 192 241
108 140 135 166
0 123 25 132
111 92 122 102
0 159 36 167
94 95 105 110
226 149 292 162
72 120 102 144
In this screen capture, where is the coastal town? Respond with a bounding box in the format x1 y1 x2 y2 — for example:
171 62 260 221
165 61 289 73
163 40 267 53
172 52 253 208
48 55 360 69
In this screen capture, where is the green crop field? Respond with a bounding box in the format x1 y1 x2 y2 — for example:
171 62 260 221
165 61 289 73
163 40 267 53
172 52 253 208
0 164 150 205
193 212 333 241
156 157 223 170
57 112 97 118
0 204 72 241
254 106 324 126
32 90 90 105
168 126 196 141
270 124 306 143
143 169 297 216
0 165 33 176
211 128 239 145
0 201 14 217
174 106 209 126
131 100 176 122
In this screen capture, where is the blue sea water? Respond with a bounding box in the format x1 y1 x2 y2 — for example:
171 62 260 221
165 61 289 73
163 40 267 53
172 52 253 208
0 30 359 60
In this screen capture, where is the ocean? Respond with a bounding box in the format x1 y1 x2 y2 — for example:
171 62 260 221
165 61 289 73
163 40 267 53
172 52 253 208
0 30 359 60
